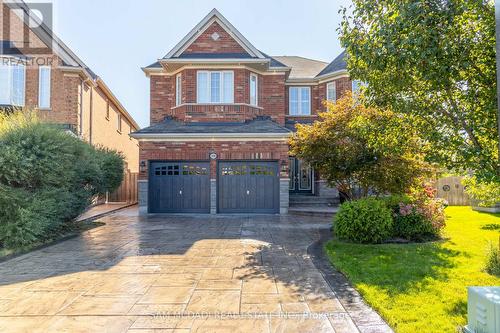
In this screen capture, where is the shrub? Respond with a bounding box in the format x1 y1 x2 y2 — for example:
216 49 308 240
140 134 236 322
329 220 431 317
0 111 124 248
463 176 500 207
392 203 436 241
334 198 393 243
485 242 500 276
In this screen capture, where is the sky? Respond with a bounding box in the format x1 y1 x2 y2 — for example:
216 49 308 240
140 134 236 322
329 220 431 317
49 0 353 128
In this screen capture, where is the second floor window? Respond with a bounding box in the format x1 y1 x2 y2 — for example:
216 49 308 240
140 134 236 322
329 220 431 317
249 73 258 106
326 81 336 102
38 66 51 109
176 73 182 106
197 70 234 103
117 113 122 133
289 87 310 115
0 62 25 106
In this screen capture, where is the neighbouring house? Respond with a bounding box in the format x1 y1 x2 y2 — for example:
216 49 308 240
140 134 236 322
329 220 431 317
0 0 140 203
133 8 360 214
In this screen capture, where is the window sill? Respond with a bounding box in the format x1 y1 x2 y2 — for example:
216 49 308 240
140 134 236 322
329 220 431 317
171 103 263 110
39 107 51 111
286 114 316 117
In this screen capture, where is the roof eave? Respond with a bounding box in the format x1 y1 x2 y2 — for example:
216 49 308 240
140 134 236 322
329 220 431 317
95 78 140 130
130 132 291 140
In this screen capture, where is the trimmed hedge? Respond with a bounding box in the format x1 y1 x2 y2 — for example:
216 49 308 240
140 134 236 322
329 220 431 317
334 198 393 243
0 111 124 248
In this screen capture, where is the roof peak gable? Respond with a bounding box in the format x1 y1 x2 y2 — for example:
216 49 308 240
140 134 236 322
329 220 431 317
163 8 265 59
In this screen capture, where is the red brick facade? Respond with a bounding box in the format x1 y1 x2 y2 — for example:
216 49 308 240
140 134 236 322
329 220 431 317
139 140 289 180
182 22 248 55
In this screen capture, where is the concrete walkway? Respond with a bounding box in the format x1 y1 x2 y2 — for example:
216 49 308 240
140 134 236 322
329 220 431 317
0 208 392 333
76 203 135 222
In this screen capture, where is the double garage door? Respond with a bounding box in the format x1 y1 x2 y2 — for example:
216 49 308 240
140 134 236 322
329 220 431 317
149 161 279 214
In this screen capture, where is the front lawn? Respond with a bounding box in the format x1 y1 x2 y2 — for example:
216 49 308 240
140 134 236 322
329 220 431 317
325 206 500 333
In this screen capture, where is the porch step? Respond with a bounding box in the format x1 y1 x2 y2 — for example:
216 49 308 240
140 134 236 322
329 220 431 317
288 206 339 218
289 195 339 206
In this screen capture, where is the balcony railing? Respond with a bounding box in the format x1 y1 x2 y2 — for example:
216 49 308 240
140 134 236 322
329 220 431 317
171 103 264 122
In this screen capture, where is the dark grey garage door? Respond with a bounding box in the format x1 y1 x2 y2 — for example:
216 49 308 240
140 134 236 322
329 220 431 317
218 161 279 214
149 161 210 213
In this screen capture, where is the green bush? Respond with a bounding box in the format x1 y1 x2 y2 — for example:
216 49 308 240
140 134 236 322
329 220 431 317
485 243 500 276
334 198 393 243
463 176 500 207
0 111 124 248
393 211 435 242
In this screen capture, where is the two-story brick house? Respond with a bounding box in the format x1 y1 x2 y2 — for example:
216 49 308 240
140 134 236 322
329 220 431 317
133 9 356 214
1 0 140 202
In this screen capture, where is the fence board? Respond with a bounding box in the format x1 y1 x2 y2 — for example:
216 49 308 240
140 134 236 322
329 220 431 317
108 171 138 204
436 176 470 206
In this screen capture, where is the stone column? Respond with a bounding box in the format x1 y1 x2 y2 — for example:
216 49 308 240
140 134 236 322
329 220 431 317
210 179 217 214
279 178 290 214
138 180 148 215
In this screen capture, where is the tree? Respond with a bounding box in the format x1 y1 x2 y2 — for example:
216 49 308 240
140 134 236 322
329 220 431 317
340 0 499 181
289 93 432 200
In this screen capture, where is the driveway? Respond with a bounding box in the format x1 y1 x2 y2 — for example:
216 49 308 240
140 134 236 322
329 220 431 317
0 208 391 333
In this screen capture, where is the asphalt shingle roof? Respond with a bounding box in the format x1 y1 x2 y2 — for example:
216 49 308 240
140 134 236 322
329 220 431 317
316 51 347 77
271 56 328 79
133 116 291 134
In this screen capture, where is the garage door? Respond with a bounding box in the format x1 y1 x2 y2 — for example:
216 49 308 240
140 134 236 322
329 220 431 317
149 161 210 213
218 161 279 214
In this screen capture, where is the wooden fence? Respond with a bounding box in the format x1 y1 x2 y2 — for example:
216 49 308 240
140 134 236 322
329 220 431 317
435 176 470 206
108 171 138 204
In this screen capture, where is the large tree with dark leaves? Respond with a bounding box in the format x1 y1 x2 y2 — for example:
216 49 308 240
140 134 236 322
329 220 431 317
340 0 498 181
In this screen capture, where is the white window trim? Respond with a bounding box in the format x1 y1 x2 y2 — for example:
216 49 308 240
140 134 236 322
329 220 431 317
288 86 311 116
176 73 182 106
326 81 336 102
38 66 51 109
0 63 26 107
196 70 234 103
249 73 258 106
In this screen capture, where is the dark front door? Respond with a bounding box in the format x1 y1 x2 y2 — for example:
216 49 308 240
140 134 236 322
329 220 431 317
149 161 210 213
289 157 313 194
218 161 279 214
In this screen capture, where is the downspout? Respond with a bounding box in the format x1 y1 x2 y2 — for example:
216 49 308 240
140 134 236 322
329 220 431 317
89 87 93 145
79 80 83 136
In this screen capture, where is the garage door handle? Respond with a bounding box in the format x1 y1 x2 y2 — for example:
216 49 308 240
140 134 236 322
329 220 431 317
246 190 250 195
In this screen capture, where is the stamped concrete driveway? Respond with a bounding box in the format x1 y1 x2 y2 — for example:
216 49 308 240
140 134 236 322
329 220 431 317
0 207 391 333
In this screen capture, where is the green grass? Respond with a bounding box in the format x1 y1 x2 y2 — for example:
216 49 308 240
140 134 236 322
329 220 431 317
325 206 500 333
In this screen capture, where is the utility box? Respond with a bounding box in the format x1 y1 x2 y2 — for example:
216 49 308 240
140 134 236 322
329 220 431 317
465 287 500 333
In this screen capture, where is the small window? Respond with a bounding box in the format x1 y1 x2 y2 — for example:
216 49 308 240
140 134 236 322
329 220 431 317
249 73 258 106
326 81 336 102
289 87 311 115
117 113 122 133
38 66 51 109
176 73 182 106
106 100 110 120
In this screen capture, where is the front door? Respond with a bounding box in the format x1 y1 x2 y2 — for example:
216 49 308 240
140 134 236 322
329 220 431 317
289 157 313 194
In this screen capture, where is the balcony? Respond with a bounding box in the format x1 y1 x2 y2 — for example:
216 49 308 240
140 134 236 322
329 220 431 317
171 103 264 122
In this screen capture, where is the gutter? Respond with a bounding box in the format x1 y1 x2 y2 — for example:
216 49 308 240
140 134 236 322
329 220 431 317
130 132 291 141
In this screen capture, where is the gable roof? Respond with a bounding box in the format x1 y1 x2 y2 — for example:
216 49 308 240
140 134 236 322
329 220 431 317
272 56 328 79
316 51 347 77
164 9 265 60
